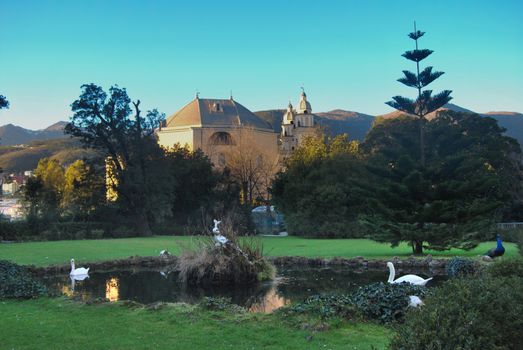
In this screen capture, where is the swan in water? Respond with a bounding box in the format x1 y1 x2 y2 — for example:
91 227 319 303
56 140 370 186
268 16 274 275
70 258 89 277
70 274 89 292
387 262 432 286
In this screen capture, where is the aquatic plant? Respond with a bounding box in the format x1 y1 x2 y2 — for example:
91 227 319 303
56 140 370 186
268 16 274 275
177 220 274 286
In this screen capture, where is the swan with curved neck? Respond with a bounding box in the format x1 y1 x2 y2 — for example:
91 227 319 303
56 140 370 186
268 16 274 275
70 258 89 276
387 262 432 286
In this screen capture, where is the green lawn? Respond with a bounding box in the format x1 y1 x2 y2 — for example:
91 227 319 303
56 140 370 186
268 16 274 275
0 298 392 350
0 236 518 267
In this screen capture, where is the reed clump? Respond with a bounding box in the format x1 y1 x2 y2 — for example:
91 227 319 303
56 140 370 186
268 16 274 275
177 219 275 286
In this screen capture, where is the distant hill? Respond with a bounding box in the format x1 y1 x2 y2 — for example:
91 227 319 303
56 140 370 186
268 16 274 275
0 138 100 173
254 110 286 133
482 112 523 148
315 110 375 140
0 121 68 146
379 104 523 148
255 109 374 141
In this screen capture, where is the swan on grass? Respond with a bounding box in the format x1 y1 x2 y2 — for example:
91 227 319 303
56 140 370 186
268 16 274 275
70 258 89 277
387 262 432 286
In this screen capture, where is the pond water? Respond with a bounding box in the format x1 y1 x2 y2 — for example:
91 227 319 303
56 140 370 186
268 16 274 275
43 266 446 313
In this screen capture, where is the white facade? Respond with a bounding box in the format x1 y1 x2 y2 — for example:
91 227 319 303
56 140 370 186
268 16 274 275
280 90 317 155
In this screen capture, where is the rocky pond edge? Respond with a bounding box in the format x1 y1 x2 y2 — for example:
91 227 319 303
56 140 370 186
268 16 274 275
27 255 451 275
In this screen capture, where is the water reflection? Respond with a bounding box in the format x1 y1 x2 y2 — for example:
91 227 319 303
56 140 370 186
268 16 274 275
105 277 119 302
248 287 290 313
43 266 445 313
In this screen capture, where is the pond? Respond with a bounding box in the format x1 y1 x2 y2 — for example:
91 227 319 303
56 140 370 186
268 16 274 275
43 265 446 313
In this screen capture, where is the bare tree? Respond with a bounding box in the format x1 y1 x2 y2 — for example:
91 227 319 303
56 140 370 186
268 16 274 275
222 129 280 206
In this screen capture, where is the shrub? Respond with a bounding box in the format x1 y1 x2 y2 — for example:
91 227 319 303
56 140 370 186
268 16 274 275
279 293 355 320
486 258 523 279
446 257 479 278
0 260 47 299
351 282 428 324
176 236 275 286
198 297 245 312
498 227 523 243
39 222 108 240
390 276 523 350
0 221 38 241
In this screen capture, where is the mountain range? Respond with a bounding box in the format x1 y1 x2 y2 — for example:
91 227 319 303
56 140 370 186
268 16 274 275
255 104 523 146
0 104 521 173
0 121 68 146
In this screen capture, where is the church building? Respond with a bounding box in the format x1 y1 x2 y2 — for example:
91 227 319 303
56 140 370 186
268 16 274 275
157 90 317 166
280 89 316 156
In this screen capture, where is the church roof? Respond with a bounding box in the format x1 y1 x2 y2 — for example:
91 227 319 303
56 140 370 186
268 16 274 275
165 98 273 131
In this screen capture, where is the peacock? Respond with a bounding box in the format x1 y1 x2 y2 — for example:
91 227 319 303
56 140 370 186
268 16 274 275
486 234 505 258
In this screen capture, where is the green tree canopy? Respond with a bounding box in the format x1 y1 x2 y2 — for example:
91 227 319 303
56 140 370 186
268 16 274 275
271 134 365 237
65 84 165 235
360 111 523 253
0 95 8 109
386 23 452 167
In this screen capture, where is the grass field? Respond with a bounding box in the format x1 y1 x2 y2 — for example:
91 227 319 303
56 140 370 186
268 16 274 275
0 298 392 350
0 236 518 266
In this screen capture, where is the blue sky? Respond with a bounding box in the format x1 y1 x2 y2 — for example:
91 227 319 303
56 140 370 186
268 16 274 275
1 0 522 129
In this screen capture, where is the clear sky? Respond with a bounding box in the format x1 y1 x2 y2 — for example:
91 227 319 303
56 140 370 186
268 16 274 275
1 0 522 129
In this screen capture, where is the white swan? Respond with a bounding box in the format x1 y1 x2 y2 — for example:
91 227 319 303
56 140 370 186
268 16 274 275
212 219 228 246
387 262 432 286
212 219 221 234
70 258 89 276
408 295 424 307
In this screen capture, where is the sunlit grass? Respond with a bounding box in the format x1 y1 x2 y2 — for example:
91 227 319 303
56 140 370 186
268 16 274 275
0 236 518 267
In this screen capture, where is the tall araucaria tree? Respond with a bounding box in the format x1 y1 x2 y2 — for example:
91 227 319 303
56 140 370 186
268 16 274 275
386 22 452 167
0 95 8 109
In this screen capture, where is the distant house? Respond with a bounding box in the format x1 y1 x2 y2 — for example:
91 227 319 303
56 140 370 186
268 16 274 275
2 181 21 195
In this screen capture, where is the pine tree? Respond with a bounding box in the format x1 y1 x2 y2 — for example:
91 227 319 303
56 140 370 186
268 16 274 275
386 22 452 167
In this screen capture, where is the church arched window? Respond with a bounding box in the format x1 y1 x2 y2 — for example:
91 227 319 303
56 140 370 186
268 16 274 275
209 132 235 145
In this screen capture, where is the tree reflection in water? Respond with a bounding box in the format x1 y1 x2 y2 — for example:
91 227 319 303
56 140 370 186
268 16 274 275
42 266 445 313
105 277 119 302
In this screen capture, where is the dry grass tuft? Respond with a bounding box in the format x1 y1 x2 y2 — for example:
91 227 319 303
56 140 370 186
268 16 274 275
176 221 274 286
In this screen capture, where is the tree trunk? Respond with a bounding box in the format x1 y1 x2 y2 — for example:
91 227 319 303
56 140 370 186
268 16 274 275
413 240 423 255
135 209 152 236
419 117 426 167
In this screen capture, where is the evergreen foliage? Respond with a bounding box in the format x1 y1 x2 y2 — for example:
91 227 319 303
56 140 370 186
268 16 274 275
0 94 8 109
361 111 523 252
386 25 452 122
65 84 165 236
391 273 523 350
351 282 428 324
0 260 47 299
271 134 366 237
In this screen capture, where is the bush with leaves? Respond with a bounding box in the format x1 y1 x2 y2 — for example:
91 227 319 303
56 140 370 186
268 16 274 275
279 293 355 321
351 282 428 324
0 260 47 299
391 275 523 350
486 258 523 279
446 257 479 278
198 297 245 313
